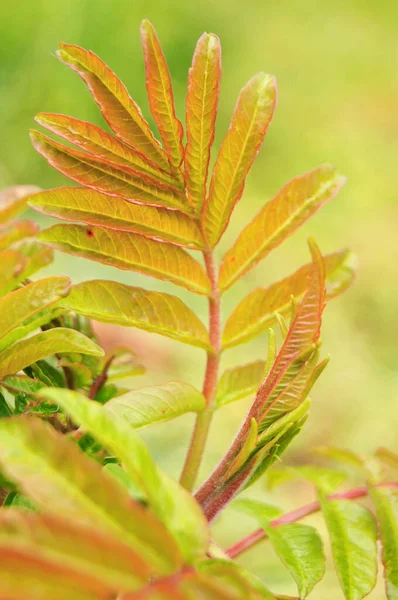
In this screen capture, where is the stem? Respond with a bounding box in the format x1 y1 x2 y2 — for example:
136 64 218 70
225 481 398 559
179 250 221 491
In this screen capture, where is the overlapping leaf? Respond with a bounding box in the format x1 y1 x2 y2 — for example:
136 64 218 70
141 20 184 175
185 32 221 211
29 187 204 249
0 416 181 573
41 388 209 561
0 219 39 250
223 250 356 348
202 72 277 246
0 328 103 380
0 185 40 224
320 495 378 600
0 250 28 295
0 509 152 592
39 224 211 294
36 113 177 186
0 276 70 351
105 381 206 429
220 165 346 290
216 361 266 407
31 131 190 214
234 499 325 598
62 280 211 349
370 486 398 600
57 43 170 170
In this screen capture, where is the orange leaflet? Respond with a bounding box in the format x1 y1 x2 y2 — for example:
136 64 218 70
184 33 221 212
140 21 184 176
30 131 191 216
202 72 277 247
36 113 178 187
223 249 356 348
57 43 170 171
29 188 205 250
0 220 39 251
39 224 212 296
219 164 346 290
252 240 326 417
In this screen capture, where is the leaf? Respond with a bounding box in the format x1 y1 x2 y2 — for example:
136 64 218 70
35 113 177 186
40 388 209 561
0 276 70 350
0 220 39 250
2 375 44 396
202 72 277 247
219 165 346 290
320 495 378 600
30 130 190 214
216 361 266 407
0 548 113 600
62 280 211 350
0 328 103 380
315 446 364 469
0 509 153 593
11 238 54 280
370 486 398 600
29 187 204 249
223 250 355 348
376 448 398 471
234 499 325 598
105 381 206 429
104 348 146 382
199 559 276 600
0 416 182 573
185 32 221 212
0 250 29 295
141 20 184 175
0 185 40 224
39 224 211 294
252 239 325 403
57 43 170 170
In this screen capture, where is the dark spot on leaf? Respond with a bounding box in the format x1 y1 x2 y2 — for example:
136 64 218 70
86 228 94 237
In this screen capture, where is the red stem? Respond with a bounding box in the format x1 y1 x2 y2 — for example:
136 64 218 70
225 481 398 559
179 250 221 491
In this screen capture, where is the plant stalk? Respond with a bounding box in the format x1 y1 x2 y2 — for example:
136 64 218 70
179 250 221 491
225 481 398 559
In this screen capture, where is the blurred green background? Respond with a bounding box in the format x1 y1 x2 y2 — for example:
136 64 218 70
1 1 397 597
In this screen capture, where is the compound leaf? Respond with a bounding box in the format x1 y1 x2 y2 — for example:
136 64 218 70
220 165 346 290
185 32 221 212
202 72 276 247
38 224 211 295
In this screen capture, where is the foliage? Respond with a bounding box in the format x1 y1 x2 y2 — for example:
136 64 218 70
0 20 395 600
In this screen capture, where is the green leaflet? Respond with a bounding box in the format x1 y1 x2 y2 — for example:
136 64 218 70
216 361 266 407
370 486 398 600
0 328 103 380
0 276 70 352
40 388 209 562
105 381 206 429
320 494 378 600
234 499 325 598
61 280 211 350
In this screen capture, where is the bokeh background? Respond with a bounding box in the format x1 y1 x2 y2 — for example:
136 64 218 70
1 1 397 597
